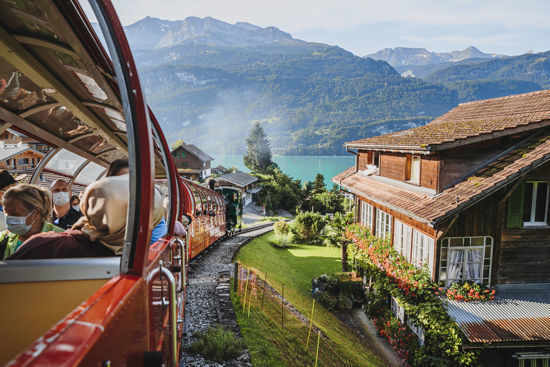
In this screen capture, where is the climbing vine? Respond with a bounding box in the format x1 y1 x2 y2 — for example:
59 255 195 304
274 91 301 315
345 224 479 367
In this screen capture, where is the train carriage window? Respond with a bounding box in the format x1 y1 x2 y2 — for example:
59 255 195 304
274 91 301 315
73 161 107 186
44 149 87 177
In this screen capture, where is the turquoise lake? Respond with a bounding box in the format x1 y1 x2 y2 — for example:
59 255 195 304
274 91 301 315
212 154 355 188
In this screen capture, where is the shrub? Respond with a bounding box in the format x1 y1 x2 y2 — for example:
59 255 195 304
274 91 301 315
291 211 326 244
273 220 290 235
315 291 339 311
270 233 292 248
186 325 244 362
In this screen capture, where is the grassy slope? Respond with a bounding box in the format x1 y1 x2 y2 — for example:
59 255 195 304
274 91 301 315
235 232 383 367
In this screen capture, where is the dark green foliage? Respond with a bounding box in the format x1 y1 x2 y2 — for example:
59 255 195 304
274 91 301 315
301 174 347 214
255 168 304 213
291 211 326 243
186 325 245 362
315 291 339 311
445 79 541 103
243 122 274 173
312 173 326 195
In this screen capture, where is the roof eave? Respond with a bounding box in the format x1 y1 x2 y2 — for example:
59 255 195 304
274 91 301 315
336 177 434 228
344 143 431 154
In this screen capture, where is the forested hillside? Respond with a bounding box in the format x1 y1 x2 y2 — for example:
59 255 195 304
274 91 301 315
123 17 547 155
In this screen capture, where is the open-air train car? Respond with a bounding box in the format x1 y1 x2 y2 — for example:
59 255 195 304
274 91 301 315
0 0 200 365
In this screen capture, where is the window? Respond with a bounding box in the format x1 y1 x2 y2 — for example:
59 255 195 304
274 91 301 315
411 231 434 275
360 201 373 231
439 236 493 286
393 220 412 259
375 209 392 240
407 319 425 346
524 182 549 226
390 297 405 323
373 152 379 167
507 182 550 228
408 155 420 184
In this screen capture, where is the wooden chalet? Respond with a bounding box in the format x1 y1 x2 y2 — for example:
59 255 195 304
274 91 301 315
333 90 550 365
215 171 259 206
0 130 46 174
171 143 213 181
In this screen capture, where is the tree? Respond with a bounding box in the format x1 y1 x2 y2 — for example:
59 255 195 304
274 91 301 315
323 212 354 271
170 139 184 150
243 122 273 173
312 173 326 195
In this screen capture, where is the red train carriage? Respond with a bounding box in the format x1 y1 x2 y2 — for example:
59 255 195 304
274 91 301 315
0 0 226 365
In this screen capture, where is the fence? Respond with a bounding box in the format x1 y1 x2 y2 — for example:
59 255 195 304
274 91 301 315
234 262 353 367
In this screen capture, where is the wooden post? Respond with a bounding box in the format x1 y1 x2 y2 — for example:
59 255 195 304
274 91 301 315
315 330 321 367
281 283 284 330
306 299 315 349
261 271 267 311
233 262 239 292
242 268 250 314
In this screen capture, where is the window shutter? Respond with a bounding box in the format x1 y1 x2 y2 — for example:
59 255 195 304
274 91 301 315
506 183 525 229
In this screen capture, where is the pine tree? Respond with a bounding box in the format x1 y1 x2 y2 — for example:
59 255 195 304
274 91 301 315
312 173 326 195
243 122 273 173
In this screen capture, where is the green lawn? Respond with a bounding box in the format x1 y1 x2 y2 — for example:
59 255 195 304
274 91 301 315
234 232 383 367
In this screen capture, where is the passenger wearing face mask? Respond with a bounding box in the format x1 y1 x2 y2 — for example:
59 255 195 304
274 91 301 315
70 195 80 212
0 184 63 259
51 179 82 230
0 169 17 231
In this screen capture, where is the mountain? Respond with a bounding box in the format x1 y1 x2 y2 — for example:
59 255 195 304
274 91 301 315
124 16 295 50
366 46 501 78
366 46 497 66
118 17 543 155
424 51 550 88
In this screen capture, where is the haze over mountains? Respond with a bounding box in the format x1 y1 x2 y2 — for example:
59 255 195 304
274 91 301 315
119 16 550 155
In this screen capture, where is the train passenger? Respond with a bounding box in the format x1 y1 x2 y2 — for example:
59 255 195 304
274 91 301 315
51 179 82 229
0 169 17 231
105 158 129 177
71 194 80 212
6 175 129 259
104 157 166 244
0 184 63 259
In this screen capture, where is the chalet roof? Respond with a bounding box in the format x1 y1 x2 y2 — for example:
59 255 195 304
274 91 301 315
217 171 258 188
172 144 213 162
447 285 550 345
0 146 45 162
333 133 550 227
346 90 550 152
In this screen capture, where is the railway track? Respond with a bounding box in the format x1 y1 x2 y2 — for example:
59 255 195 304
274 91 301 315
182 223 275 366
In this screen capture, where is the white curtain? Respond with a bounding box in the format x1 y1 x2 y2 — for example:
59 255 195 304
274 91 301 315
447 250 463 284
465 249 482 281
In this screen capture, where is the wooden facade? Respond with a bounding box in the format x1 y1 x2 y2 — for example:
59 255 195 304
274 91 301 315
171 144 212 181
351 131 550 286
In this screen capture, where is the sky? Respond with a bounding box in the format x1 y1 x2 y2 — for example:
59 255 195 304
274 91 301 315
84 0 550 57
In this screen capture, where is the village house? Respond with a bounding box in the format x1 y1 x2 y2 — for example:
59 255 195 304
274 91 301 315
171 143 213 181
0 129 46 174
215 171 259 207
333 90 550 366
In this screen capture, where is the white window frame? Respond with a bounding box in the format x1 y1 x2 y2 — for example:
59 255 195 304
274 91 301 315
407 318 425 346
360 201 373 231
393 220 412 260
524 181 550 226
411 230 434 276
390 297 405 323
375 209 392 240
439 236 493 287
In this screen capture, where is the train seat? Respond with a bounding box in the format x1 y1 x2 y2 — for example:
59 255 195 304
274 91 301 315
0 257 120 365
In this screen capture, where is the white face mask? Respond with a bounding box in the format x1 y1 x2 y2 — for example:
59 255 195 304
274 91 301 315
52 191 70 206
6 211 35 235
72 205 80 212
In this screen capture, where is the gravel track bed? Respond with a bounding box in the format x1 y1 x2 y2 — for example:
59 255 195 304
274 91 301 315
180 226 274 367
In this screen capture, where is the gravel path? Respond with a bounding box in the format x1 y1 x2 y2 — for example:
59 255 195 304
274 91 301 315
180 226 274 367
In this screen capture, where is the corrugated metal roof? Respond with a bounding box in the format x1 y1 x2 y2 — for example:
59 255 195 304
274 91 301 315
447 288 550 344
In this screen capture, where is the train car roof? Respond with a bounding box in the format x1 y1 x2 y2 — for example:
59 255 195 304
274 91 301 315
0 0 164 177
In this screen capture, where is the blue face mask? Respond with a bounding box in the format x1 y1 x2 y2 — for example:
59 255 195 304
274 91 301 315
6 211 35 235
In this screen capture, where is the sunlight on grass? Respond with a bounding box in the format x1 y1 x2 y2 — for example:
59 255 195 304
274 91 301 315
234 231 383 367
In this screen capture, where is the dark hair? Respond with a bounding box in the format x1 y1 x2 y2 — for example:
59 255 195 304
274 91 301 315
70 194 79 204
105 158 129 177
0 169 16 190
